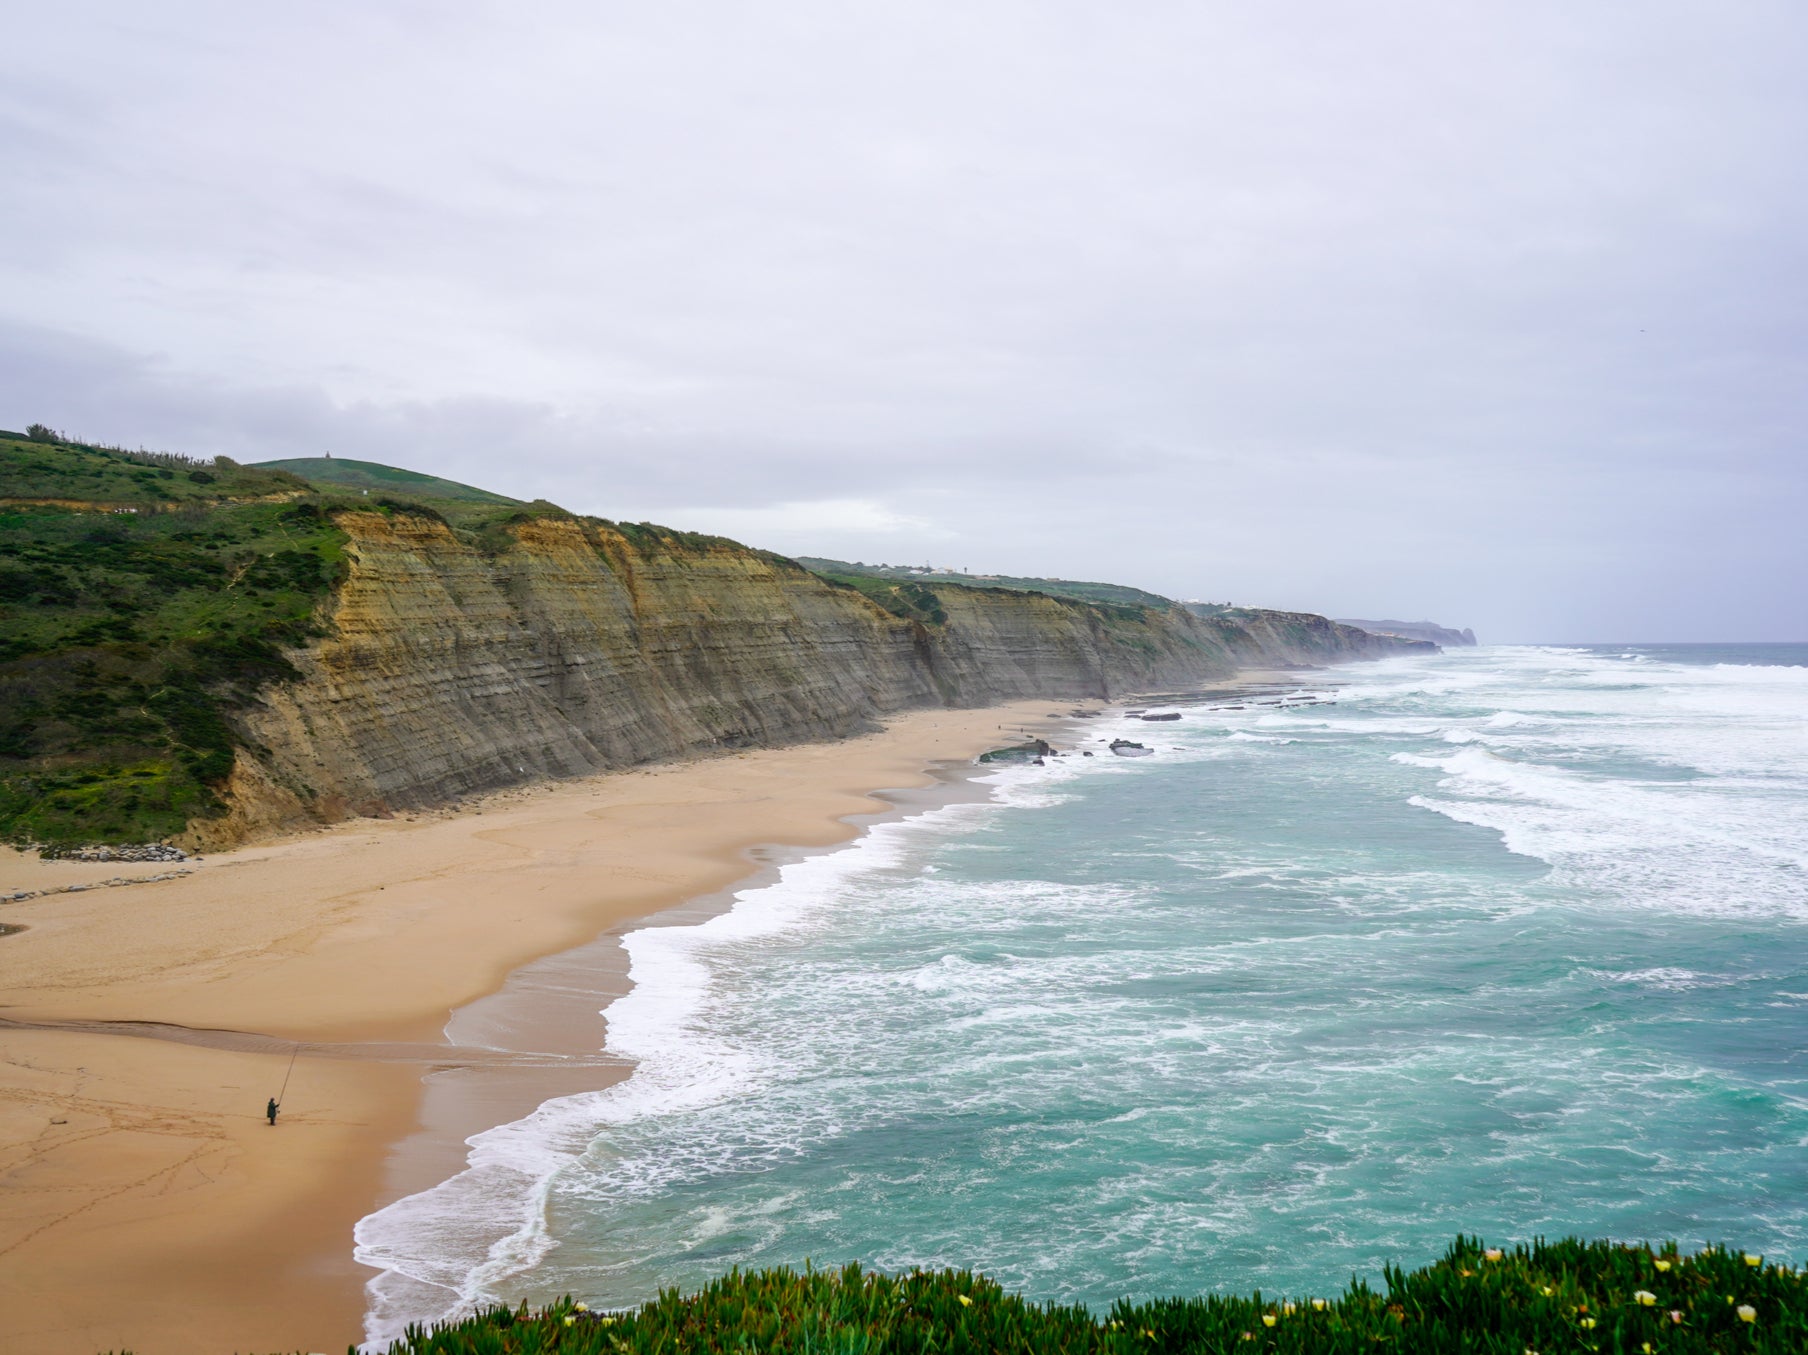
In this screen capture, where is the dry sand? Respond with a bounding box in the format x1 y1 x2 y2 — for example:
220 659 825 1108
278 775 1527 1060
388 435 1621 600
0 702 1071 1355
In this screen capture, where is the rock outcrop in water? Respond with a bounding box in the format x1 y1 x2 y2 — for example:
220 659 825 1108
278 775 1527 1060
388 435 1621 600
206 511 1425 844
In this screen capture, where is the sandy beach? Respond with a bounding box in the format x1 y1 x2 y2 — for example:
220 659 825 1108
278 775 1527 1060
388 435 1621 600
0 701 1070 1355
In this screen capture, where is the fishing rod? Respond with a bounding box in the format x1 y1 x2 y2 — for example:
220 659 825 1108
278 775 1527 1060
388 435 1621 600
276 1041 301 1104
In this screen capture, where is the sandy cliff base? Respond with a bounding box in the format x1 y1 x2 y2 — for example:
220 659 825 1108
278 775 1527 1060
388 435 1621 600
0 703 1067 1355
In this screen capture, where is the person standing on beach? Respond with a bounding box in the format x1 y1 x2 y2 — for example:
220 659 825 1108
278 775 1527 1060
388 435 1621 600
266 1096 279 1126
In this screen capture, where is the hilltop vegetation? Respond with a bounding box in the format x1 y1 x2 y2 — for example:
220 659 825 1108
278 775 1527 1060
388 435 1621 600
797 558 1177 612
2 424 314 506
0 430 349 845
387 1238 1807 1354
252 454 523 504
0 433 783 846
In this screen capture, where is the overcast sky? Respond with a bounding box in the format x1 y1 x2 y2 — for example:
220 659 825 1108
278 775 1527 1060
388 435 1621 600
4 2 1804 642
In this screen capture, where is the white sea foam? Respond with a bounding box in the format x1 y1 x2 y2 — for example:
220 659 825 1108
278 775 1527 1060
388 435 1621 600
356 773 1028 1345
1587 967 1714 991
1381 657 1808 917
359 644 1808 1337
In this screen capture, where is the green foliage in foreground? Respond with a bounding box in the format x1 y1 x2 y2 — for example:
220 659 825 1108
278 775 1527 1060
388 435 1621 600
385 1238 1806 1355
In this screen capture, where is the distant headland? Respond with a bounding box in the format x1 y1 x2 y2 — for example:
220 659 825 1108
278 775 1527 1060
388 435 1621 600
1336 617 1478 647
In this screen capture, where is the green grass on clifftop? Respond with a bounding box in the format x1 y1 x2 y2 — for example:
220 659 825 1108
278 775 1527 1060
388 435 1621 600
251 455 523 504
370 1238 1807 1355
799 557 1176 612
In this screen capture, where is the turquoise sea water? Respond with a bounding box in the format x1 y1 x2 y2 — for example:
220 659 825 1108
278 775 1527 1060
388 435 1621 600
358 644 1808 1341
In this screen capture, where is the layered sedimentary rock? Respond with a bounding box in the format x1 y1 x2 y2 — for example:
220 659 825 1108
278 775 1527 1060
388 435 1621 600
220 511 1425 836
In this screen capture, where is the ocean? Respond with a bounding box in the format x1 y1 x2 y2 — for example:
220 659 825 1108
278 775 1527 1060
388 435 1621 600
356 643 1808 1341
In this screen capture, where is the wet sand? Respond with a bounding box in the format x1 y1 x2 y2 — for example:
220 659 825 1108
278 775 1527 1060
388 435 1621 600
0 702 1068 1355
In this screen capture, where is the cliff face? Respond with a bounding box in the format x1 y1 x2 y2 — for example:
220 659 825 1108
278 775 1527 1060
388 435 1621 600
1335 618 1477 647
217 512 1425 836
1192 608 1439 667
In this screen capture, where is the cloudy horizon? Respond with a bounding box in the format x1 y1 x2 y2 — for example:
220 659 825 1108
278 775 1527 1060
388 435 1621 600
5 2 1805 643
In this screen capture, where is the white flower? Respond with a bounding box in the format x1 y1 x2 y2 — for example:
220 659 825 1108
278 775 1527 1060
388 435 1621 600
1634 1291 1656 1306
1737 1304 1757 1323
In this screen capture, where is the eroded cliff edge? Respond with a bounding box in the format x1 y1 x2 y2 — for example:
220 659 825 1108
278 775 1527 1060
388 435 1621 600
210 510 1426 844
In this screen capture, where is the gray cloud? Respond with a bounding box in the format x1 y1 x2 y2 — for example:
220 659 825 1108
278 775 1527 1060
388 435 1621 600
4 1 1805 641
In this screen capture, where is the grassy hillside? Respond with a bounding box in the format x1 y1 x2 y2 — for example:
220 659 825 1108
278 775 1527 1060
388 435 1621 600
252 455 522 504
798 558 1176 611
382 1238 1805 1354
0 435 777 846
1 426 314 506
0 431 350 845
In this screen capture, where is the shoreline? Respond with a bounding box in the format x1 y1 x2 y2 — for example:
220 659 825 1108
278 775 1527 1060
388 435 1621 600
0 701 1074 1355
357 750 1017 1342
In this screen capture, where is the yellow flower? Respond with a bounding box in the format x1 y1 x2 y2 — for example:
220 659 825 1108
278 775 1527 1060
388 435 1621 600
1282 1302 1296 1315
1744 1253 1762 1267
1654 1259 1671 1272
1634 1291 1656 1306
1310 1298 1327 1311
958 1295 973 1307
563 1316 576 1327
1579 1317 1597 1330
1737 1304 1756 1323
1484 1248 1503 1261
1262 1314 1277 1327
1641 1345 1652 1353
574 1303 588 1312
1540 1286 1554 1297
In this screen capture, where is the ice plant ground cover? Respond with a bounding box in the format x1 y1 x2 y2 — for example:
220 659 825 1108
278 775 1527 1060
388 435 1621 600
382 1237 1805 1353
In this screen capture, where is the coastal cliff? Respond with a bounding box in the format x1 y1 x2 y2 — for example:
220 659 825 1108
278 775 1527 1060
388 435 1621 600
220 511 1420 840
0 435 1429 847
1335 617 1478 646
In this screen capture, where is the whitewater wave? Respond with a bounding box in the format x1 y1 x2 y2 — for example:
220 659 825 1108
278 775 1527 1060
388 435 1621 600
358 641 1808 1339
